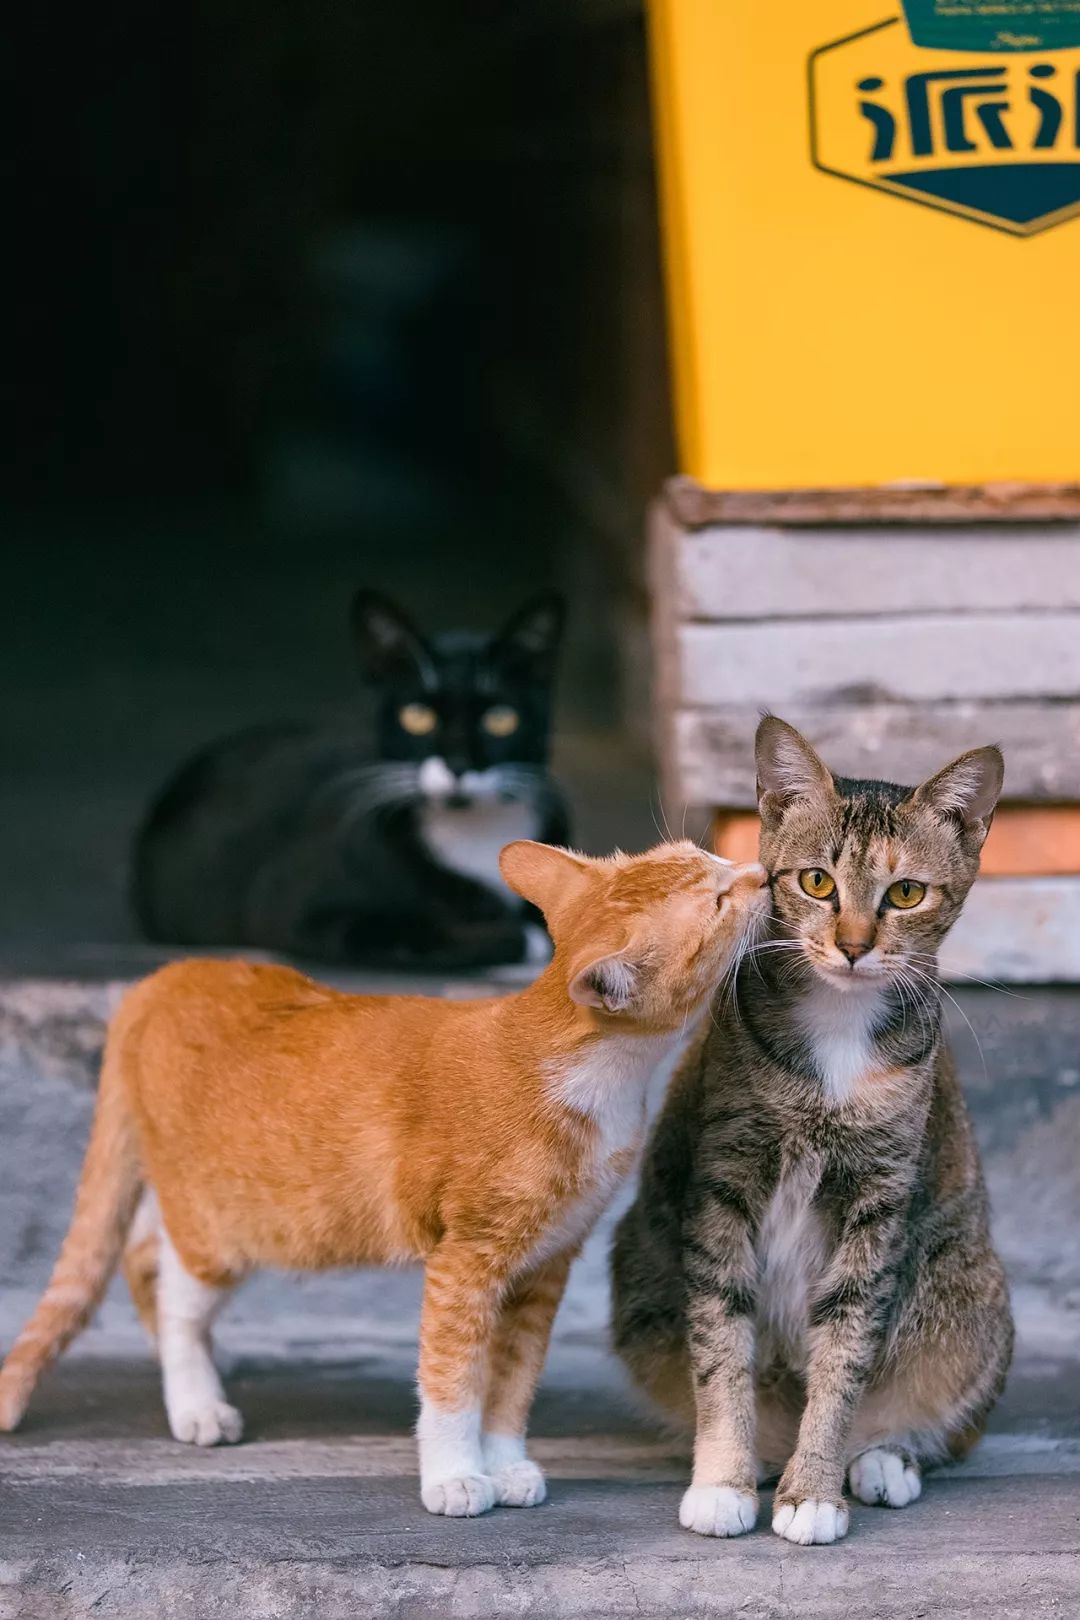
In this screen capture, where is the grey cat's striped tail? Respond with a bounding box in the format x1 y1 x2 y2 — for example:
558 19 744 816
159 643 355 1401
0 1013 143 1431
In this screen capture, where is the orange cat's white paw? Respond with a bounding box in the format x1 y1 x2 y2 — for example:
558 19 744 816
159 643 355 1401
679 1484 758 1537
772 1498 849 1545
481 1434 546 1508
421 1474 498 1517
168 1400 244 1447
492 1459 547 1508
849 1449 922 1508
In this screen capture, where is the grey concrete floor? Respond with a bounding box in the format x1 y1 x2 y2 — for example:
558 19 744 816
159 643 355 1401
1 978 1079 1617
3 1361 1079 1620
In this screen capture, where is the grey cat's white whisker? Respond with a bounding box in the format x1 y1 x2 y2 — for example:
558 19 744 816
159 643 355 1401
906 952 1026 999
904 962 989 1087
891 966 934 1054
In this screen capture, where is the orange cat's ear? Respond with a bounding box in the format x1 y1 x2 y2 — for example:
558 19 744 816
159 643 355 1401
499 841 590 920
568 954 638 1013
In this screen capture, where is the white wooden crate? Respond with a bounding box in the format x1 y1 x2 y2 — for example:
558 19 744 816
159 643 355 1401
942 878 1080 984
649 497 1080 981
651 500 1080 811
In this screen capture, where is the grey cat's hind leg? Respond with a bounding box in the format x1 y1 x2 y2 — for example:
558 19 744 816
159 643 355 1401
848 1444 923 1508
846 1247 1013 1506
620 1341 695 1430
610 1205 694 1430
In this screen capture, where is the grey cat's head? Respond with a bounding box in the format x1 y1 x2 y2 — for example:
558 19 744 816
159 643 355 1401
755 717 1003 994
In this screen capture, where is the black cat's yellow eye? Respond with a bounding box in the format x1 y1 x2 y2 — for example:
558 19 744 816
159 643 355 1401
398 702 438 737
886 879 926 910
482 705 520 738
799 869 836 900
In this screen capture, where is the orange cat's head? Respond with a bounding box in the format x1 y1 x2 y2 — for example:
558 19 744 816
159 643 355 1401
501 839 768 1031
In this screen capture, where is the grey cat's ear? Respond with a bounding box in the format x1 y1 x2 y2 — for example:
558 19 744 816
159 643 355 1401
755 716 835 820
491 592 565 680
913 746 1004 832
499 840 590 919
569 954 638 1013
351 590 434 683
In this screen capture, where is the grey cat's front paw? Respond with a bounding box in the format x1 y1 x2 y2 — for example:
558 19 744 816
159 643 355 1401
772 1497 850 1545
849 1448 922 1508
679 1484 758 1537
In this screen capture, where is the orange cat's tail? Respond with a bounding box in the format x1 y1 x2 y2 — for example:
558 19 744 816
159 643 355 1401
0 1002 144 1431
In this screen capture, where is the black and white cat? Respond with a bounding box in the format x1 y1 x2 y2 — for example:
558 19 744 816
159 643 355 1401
132 592 571 971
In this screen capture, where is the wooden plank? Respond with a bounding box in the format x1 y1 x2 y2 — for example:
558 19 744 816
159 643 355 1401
668 703 1080 808
665 476 1080 528
674 527 1080 620
647 497 685 808
710 813 760 865
942 878 1080 983
647 497 682 715
676 615 1080 708
709 808 1080 878
971 808 1080 878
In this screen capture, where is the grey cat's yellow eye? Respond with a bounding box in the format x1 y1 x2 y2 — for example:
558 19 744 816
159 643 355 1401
799 869 836 900
886 879 926 910
482 705 520 738
398 702 438 737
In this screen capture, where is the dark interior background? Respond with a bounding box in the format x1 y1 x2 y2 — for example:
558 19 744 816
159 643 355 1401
5 0 676 967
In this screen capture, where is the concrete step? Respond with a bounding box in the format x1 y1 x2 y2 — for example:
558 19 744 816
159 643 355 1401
2 975 1080 1617
3 1355 1079 1620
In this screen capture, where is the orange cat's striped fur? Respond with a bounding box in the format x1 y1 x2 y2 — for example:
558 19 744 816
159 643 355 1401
0 839 767 1516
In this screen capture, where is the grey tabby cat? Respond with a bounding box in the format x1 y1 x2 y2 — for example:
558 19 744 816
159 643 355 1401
612 717 1013 1546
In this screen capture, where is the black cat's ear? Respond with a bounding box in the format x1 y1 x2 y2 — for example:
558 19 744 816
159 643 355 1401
755 716 835 825
351 591 434 684
913 746 1004 837
491 592 565 681
568 954 638 1014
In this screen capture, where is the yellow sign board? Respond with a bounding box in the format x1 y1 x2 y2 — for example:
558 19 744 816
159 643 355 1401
649 0 1080 488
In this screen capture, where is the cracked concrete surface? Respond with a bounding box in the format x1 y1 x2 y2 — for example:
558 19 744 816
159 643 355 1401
1 977 1079 1618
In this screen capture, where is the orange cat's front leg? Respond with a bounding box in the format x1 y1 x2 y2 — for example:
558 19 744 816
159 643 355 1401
416 1242 506 1517
482 1251 574 1508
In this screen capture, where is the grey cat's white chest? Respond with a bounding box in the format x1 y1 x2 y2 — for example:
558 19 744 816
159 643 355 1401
794 983 887 1107
418 797 540 898
755 1158 830 1368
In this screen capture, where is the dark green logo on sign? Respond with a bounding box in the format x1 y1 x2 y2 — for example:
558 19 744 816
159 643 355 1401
810 12 1080 232
901 0 1080 54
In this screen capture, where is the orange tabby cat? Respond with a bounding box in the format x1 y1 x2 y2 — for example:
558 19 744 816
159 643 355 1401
0 839 767 1515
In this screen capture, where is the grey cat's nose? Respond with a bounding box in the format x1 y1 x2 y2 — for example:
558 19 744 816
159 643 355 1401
836 938 872 964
